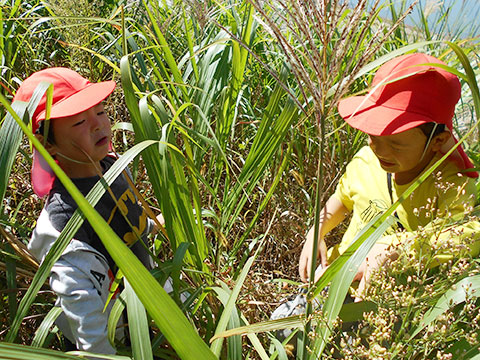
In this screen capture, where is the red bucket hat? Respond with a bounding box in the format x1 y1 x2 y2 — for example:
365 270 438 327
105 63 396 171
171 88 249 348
338 53 477 178
13 67 116 197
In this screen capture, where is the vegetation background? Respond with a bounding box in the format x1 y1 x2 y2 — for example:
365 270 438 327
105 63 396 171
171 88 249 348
0 0 480 358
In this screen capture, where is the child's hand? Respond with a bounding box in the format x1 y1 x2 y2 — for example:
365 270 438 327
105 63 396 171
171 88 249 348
152 213 165 235
156 213 165 226
298 196 348 282
313 262 328 283
355 243 398 301
298 234 328 283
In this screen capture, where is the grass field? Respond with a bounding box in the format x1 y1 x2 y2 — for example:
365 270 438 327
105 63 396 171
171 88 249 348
1 0 480 358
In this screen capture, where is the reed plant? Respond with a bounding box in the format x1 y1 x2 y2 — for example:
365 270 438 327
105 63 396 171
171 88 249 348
0 0 480 359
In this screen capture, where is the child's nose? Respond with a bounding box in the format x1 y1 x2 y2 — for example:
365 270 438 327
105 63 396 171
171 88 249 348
87 109 102 130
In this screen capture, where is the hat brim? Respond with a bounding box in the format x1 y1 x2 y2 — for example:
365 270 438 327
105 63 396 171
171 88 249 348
338 95 435 136
37 80 116 121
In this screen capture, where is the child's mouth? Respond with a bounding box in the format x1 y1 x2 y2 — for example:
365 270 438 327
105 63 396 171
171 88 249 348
379 158 395 167
96 136 108 146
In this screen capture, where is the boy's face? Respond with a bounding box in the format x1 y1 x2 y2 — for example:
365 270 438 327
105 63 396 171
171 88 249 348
48 103 111 171
368 127 437 184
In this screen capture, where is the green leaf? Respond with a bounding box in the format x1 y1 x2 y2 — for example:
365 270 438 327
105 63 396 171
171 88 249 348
229 143 293 258
0 101 27 208
31 307 63 348
222 85 298 235
125 279 153 360
210 255 256 356
0 342 80 360
210 300 376 339
446 338 480 359
410 275 480 339
447 42 480 124
108 290 126 347
269 336 289 360
120 55 210 275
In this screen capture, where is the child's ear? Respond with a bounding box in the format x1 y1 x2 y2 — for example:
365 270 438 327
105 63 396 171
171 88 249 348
34 134 57 156
431 131 451 152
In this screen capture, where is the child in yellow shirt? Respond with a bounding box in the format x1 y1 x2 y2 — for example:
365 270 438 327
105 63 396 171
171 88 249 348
298 53 477 295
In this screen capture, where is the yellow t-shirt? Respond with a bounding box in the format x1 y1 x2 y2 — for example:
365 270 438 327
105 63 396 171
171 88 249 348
329 146 477 262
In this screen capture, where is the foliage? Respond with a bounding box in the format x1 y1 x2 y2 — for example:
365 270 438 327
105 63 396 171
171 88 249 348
334 224 480 359
0 0 479 359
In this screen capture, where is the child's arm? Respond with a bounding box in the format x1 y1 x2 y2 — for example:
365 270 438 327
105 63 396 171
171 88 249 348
50 250 116 354
298 195 350 282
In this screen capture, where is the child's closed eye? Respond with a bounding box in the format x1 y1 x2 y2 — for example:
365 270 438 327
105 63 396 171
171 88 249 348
97 111 104 116
73 119 85 126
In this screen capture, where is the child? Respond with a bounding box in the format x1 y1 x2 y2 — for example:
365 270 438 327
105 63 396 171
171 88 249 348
298 53 478 294
13 68 158 354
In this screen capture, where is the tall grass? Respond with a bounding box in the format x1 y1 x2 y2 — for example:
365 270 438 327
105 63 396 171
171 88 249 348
1 0 480 358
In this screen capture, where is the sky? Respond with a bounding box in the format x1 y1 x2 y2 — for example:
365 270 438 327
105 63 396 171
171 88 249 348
352 0 480 38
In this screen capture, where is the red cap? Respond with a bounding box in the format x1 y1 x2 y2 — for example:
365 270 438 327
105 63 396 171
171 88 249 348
338 53 477 178
13 67 116 196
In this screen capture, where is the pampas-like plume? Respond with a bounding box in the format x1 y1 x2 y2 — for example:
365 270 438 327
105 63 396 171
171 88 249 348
250 0 417 118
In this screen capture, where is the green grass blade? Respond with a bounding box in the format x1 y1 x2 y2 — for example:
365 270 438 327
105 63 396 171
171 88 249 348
418 1 431 41
141 0 189 100
182 3 199 82
444 338 480 358
240 317 270 360
218 2 254 146
121 56 210 274
5 244 17 324
229 143 292 257
210 279 270 359
222 96 298 235
169 242 190 304
0 102 26 208
107 290 126 347
269 337 289 360
410 275 480 339
210 255 256 356
447 42 480 123
0 343 81 359
31 306 63 348
210 301 376 339
309 215 395 357
227 302 242 360
211 285 245 360
0 80 51 206
125 279 153 360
